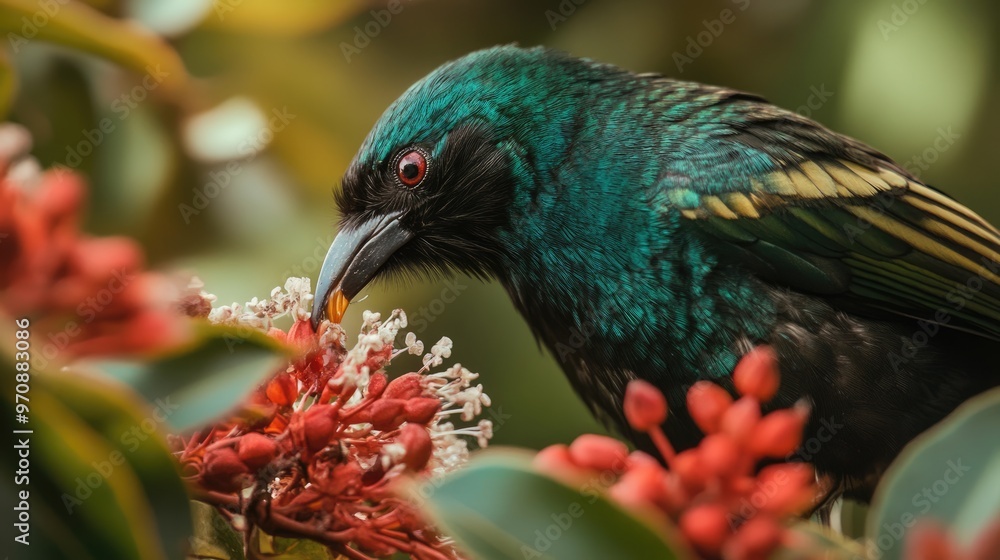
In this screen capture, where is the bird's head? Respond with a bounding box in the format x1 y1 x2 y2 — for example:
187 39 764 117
311 46 568 327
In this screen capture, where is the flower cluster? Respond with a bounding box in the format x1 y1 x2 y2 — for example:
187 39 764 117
534 346 818 560
172 280 493 560
0 123 187 362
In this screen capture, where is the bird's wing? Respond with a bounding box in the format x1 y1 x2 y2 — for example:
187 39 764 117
658 97 1000 340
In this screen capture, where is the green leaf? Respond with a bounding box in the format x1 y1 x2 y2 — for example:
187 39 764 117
89 322 290 431
0 0 186 90
418 450 689 560
189 501 245 560
253 529 339 560
41 370 194 560
867 387 1000 560
0 367 189 559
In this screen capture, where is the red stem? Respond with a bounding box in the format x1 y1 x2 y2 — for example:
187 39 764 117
648 426 676 468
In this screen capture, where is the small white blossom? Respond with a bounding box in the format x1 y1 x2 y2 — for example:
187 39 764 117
404 332 425 356
187 276 217 304
422 336 453 368
205 278 315 331
361 310 381 331
377 309 407 345
201 277 492 479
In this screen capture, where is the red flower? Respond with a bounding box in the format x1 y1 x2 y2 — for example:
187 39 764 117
624 378 668 431
173 294 494 560
0 124 189 363
534 346 819 560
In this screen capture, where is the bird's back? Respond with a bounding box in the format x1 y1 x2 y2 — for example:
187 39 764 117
484 48 1000 498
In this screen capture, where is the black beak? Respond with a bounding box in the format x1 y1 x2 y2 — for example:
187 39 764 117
311 211 413 328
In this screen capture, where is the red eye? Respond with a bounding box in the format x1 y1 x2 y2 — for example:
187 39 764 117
396 150 427 187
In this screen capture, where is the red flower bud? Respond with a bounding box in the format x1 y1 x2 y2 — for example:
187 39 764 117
721 396 761 443
726 475 757 496
237 432 278 471
267 327 287 343
397 423 433 471
747 408 807 459
286 319 315 349
627 450 662 470
609 462 666 510
725 516 783 560
384 373 424 400
369 398 407 431
680 503 731 557
699 433 742 479
404 397 441 424
624 379 668 431
70 236 142 282
265 374 298 407
367 373 388 398
533 444 593 484
568 434 630 474
37 169 84 225
733 346 780 402
661 472 692 515
687 381 734 434
303 405 336 453
201 447 249 493
672 449 706 492
755 463 817 515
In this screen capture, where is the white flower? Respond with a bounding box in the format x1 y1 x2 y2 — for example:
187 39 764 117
201 277 493 478
362 310 381 331
404 332 425 356
422 336 453 368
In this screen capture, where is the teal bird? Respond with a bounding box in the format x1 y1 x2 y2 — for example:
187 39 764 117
312 46 1000 499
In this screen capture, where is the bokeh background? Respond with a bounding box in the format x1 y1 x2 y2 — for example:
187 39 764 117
7 0 1000 450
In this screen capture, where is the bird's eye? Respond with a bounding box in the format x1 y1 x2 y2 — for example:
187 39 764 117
396 149 427 187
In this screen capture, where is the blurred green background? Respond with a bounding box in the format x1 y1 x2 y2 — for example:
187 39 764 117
7 0 999 450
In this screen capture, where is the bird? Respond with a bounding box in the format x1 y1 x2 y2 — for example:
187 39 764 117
311 45 1000 500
